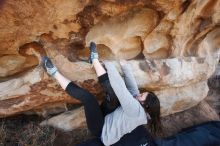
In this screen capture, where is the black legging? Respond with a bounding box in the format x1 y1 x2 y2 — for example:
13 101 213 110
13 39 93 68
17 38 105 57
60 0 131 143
65 73 119 137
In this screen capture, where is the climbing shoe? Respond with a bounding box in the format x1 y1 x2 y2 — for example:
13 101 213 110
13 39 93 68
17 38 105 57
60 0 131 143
89 42 99 64
42 56 58 76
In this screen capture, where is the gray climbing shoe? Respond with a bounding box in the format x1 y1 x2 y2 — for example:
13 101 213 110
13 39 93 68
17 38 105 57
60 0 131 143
42 56 58 76
89 42 99 64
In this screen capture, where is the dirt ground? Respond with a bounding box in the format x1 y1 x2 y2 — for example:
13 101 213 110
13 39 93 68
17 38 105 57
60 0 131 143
0 90 219 146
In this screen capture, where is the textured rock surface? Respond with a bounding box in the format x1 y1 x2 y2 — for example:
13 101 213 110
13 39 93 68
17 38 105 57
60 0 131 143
0 0 220 118
171 0 220 57
85 8 159 59
0 0 89 55
40 107 86 131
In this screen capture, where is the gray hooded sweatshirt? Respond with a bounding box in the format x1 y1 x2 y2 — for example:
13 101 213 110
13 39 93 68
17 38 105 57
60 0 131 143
101 62 148 146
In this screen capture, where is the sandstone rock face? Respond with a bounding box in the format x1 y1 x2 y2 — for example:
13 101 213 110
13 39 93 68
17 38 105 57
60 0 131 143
0 0 220 118
127 57 217 89
198 28 220 57
171 0 220 57
158 81 208 116
143 32 171 59
0 0 89 55
85 8 159 59
0 57 217 117
40 107 86 131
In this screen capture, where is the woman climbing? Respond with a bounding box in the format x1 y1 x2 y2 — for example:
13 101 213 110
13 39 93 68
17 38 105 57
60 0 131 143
42 42 161 146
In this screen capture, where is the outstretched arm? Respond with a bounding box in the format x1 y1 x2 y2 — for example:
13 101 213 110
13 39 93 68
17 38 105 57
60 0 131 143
104 62 142 117
93 59 106 77
120 60 140 97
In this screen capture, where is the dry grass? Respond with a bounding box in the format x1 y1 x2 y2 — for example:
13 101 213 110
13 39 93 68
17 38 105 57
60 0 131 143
0 114 92 146
0 115 56 146
17 122 56 146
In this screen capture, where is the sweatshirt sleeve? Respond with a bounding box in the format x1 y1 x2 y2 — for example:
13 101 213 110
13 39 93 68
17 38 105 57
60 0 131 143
121 63 140 97
104 61 141 116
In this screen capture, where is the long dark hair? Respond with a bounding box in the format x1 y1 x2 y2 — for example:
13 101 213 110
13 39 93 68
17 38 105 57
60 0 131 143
141 91 162 135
